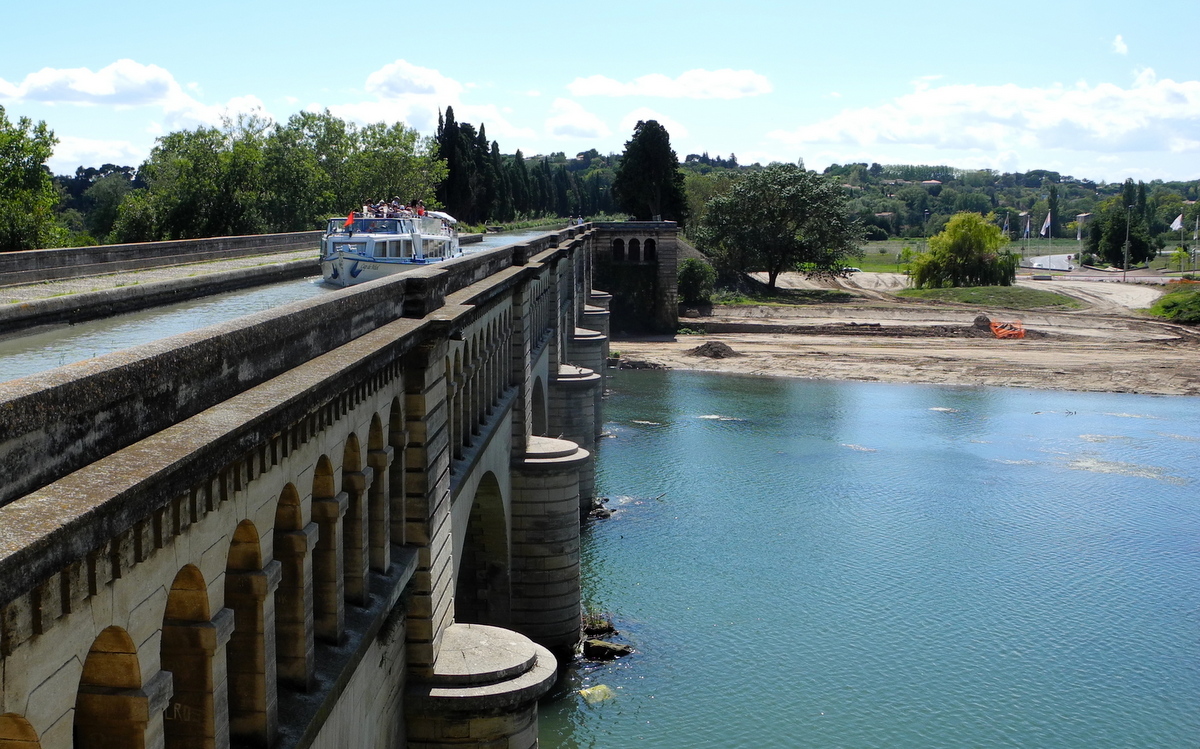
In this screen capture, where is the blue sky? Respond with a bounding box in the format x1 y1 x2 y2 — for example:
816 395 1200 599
2 0 1197 182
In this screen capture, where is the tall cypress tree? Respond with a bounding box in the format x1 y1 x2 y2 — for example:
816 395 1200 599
612 120 688 225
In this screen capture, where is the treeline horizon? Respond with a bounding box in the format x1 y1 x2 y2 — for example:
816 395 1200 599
4 100 1199 251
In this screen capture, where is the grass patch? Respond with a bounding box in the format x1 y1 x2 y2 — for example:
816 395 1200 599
1149 285 1200 324
713 288 854 306
896 286 1084 310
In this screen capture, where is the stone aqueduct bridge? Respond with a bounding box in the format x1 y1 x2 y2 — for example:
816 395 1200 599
0 222 677 748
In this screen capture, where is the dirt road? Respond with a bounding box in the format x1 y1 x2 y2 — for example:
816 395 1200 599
618 273 1200 396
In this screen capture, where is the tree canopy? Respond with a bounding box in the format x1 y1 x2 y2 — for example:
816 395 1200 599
910 212 1016 288
0 105 62 251
612 120 687 225
696 163 862 290
1085 193 1154 267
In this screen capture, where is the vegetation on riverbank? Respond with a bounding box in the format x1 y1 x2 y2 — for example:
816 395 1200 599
1148 285 1200 324
897 286 1084 309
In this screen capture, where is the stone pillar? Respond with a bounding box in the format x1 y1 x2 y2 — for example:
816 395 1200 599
225 560 282 746
548 365 600 512
342 467 374 606
588 289 612 312
570 327 607 438
273 522 318 690
312 491 349 643
581 304 611 362
368 447 393 573
161 608 235 749
404 340 455 677
509 436 588 655
75 670 174 749
405 624 556 749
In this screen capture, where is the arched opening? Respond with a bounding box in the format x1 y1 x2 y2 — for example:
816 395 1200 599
531 377 547 436
644 237 657 262
75 627 155 749
225 520 279 746
454 473 511 626
388 398 407 546
311 455 345 643
162 565 231 749
272 484 315 690
628 238 641 263
452 350 464 459
612 238 625 262
341 433 370 606
0 714 40 748
366 414 391 573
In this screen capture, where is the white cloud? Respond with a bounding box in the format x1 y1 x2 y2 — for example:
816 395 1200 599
545 99 610 139
0 59 270 133
47 135 147 173
618 108 689 139
767 71 1200 156
1112 34 1128 55
365 59 463 100
568 69 772 99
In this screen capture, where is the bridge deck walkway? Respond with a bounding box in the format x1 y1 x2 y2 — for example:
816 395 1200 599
0 247 318 303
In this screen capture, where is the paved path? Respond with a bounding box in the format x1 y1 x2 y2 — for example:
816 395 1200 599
0 248 318 304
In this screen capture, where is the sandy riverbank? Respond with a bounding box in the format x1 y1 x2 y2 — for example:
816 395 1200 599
613 273 1200 397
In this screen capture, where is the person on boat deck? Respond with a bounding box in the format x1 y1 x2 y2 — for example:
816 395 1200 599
416 200 426 217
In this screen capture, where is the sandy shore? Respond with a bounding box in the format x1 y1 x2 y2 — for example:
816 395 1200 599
614 273 1200 397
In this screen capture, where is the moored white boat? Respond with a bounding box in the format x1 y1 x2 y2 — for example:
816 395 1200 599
320 209 460 287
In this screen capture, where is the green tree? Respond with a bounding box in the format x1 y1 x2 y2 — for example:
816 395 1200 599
1086 197 1153 267
677 258 717 305
910 212 1016 288
612 120 688 224
697 163 862 290
0 105 63 250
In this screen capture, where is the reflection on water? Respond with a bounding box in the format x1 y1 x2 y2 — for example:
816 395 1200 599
541 371 1200 749
0 229 554 385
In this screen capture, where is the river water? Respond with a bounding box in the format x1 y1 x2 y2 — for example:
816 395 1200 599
540 370 1200 748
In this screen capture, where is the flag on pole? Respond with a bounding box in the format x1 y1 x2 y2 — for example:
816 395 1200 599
1170 214 1184 231
1194 216 1198 241
1003 215 1010 234
1040 211 1052 237
1024 216 1031 238
343 211 355 228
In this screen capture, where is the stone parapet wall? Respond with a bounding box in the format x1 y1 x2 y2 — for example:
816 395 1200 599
0 231 324 287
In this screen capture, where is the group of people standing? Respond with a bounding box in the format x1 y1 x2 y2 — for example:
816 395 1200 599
362 198 426 219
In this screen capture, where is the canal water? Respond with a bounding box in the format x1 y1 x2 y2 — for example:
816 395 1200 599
0 230 553 385
541 370 1200 748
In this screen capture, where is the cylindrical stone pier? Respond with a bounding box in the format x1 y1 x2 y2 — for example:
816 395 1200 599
548 364 600 512
509 436 588 655
570 327 606 438
581 305 611 362
406 623 557 748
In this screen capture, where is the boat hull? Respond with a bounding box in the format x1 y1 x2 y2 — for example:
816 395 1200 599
320 252 450 287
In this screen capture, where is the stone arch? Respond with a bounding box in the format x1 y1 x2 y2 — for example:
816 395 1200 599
75 626 164 749
0 714 39 748
531 377 547 437
644 237 657 262
311 455 345 643
454 472 511 626
224 520 280 746
612 238 625 262
366 414 391 573
387 398 407 546
272 483 315 690
162 565 232 749
341 433 370 605
628 238 641 263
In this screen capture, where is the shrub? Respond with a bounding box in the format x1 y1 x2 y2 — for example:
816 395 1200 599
677 258 717 304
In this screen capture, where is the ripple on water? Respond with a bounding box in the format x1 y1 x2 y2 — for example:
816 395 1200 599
543 371 1200 749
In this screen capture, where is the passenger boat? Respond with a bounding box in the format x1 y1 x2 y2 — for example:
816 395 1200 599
320 209 461 287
